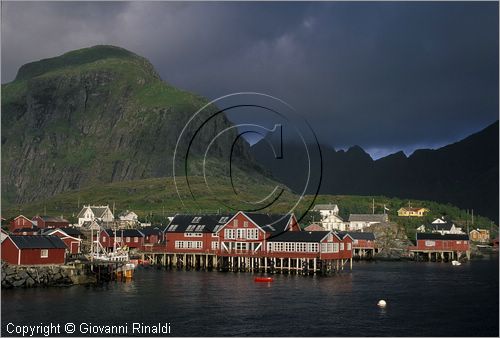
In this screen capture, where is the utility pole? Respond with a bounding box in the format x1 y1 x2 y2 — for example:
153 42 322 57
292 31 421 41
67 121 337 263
372 198 375 214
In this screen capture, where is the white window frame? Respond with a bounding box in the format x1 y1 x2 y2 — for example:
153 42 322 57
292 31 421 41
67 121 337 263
40 249 48 258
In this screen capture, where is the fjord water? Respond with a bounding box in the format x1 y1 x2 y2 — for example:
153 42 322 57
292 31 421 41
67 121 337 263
2 257 498 337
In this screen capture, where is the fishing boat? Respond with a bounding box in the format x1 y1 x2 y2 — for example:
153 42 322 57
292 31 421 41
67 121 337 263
87 226 136 279
254 277 274 283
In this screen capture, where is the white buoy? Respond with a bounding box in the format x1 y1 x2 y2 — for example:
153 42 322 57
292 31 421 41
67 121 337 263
377 300 387 308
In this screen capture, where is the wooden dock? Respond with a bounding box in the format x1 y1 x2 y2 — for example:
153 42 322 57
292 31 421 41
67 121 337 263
136 252 351 275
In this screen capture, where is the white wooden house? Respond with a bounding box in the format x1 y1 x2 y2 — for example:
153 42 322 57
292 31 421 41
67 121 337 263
77 205 114 227
312 204 346 230
348 214 388 231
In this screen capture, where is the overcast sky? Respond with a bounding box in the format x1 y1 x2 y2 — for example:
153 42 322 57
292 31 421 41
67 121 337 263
1 2 498 159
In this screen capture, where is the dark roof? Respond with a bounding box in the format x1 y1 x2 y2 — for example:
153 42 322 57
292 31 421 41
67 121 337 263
140 226 162 236
416 233 469 241
166 214 235 233
268 231 330 242
103 229 144 237
13 226 39 233
42 227 83 237
59 227 83 237
35 216 70 223
244 213 292 234
9 235 67 249
338 231 375 240
427 222 454 231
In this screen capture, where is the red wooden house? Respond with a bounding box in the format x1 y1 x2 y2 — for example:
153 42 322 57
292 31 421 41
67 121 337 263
339 231 377 257
1 235 66 265
9 215 35 232
215 212 301 257
99 229 145 250
164 214 235 254
412 233 470 252
140 226 166 251
42 228 83 254
32 216 70 229
266 231 353 260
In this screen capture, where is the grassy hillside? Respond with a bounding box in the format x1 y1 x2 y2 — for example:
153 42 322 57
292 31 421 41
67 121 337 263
2 45 255 208
2 176 496 239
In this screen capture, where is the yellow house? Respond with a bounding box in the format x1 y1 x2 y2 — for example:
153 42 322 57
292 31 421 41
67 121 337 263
469 229 490 243
397 207 429 217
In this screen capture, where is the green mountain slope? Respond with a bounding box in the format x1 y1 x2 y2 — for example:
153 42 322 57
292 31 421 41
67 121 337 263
2 176 496 239
1 45 258 207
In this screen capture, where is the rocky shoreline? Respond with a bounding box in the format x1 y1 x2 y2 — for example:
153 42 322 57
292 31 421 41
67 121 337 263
1 262 95 288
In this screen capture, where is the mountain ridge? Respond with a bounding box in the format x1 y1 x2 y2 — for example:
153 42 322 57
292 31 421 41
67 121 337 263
1 45 261 208
251 121 499 222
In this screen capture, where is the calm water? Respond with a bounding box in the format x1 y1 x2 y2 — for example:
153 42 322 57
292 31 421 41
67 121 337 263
2 256 498 337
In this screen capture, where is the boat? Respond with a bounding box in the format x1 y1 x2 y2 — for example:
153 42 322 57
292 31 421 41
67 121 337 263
451 260 461 266
254 277 274 283
87 226 136 279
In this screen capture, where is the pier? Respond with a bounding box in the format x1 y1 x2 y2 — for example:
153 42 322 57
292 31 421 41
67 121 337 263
136 251 352 275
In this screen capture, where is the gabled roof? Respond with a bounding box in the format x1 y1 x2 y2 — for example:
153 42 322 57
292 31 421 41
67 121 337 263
13 215 31 221
13 227 39 233
348 214 388 222
9 235 67 249
244 213 292 234
42 227 83 237
428 222 455 231
304 224 325 232
34 215 69 223
140 226 163 236
416 233 469 241
166 214 235 233
338 231 375 240
313 204 339 211
399 207 428 212
268 231 331 243
77 205 111 219
103 229 144 237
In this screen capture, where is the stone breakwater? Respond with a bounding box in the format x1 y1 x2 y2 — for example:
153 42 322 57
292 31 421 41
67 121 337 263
1 262 95 288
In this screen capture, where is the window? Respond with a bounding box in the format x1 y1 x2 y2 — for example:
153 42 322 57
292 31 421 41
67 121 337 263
211 241 219 250
102 236 107 242
40 249 48 258
347 243 351 250
195 225 205 231
168 224 179 232
234 219 238 227
244 221 249 228
224 229 235 239
219 217 229 223
212 233 219 238
186 225 196 231
134 237 139 243
126 237 130 243
340 243 344 251
333 243 339 253
237 229 246 239
247 229 258 240
425 240 435 247
192 217 202 223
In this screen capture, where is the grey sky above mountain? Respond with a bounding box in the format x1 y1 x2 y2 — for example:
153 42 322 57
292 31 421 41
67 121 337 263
1 2 498 159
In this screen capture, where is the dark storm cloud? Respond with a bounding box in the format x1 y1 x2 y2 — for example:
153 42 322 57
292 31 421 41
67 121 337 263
1 2 498 158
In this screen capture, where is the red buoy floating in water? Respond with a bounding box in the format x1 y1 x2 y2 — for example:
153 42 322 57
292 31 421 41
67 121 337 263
254 277 274 283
